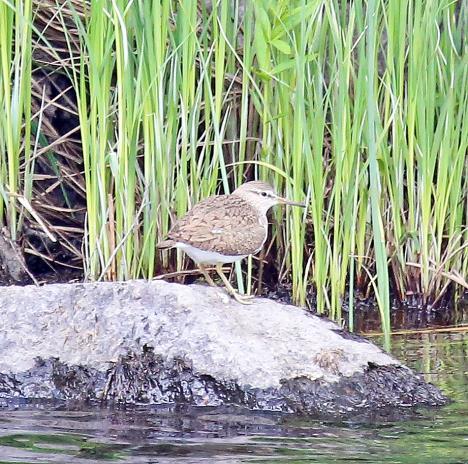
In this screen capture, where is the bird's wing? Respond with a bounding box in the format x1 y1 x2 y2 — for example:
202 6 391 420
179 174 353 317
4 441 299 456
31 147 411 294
168 195 267 255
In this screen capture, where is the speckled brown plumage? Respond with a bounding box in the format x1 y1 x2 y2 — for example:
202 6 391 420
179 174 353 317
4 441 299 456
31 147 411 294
160 194 267 256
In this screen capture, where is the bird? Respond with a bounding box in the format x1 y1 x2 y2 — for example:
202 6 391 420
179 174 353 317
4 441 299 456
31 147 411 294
157 181 305 303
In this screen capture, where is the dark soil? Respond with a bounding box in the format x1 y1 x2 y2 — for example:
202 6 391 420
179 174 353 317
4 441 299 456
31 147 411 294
0 229 82 286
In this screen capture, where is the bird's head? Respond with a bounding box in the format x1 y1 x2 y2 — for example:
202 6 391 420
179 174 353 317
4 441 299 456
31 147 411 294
232 181 305 215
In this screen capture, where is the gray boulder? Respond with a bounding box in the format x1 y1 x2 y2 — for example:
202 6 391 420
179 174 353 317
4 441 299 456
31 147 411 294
0 280 446 417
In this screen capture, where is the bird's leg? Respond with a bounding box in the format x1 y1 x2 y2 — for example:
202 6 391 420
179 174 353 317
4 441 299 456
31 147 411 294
215 263 254 305
198 264 217 287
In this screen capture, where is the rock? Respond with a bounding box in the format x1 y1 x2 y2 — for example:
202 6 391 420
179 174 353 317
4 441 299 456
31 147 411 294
0 280 446 417
0 229 30 285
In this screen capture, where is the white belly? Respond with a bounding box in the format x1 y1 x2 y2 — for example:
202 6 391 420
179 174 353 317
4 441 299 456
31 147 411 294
176 243 247 265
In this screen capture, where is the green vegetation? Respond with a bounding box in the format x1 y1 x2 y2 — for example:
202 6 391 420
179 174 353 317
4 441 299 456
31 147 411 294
0 0 466 335
0 0 32 241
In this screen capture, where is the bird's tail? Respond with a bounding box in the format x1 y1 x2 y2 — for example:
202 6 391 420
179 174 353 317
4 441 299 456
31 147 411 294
156 239 176 249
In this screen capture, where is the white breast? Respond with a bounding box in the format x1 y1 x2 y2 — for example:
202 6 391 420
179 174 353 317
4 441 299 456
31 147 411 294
254 214 269 254
175 243 247 265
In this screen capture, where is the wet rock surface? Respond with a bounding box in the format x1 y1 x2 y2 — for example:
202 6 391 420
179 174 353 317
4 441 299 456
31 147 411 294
0 280 447 417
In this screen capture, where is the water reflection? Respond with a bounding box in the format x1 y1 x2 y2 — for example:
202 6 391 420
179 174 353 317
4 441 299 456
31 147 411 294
0 331 466 463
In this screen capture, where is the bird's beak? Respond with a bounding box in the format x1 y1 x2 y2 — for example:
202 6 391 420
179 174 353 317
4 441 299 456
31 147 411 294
276 196 307 208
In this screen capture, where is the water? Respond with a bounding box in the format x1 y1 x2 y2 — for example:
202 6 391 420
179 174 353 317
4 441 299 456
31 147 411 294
0 330 466 463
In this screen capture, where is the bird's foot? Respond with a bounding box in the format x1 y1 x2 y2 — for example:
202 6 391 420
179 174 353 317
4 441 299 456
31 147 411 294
213 263 254 305
230 291 254 305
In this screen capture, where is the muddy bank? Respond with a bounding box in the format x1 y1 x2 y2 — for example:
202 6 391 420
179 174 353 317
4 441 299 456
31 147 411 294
0 280 447 417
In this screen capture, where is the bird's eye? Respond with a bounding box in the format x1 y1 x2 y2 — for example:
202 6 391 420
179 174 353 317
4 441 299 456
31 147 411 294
261 192 267 197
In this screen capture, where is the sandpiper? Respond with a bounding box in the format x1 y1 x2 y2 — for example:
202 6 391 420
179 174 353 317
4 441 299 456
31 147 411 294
157 181 305 303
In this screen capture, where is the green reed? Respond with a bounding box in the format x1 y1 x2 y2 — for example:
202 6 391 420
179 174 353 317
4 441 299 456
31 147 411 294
1 0 466 337
60 0 468 330
0 0 32 240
